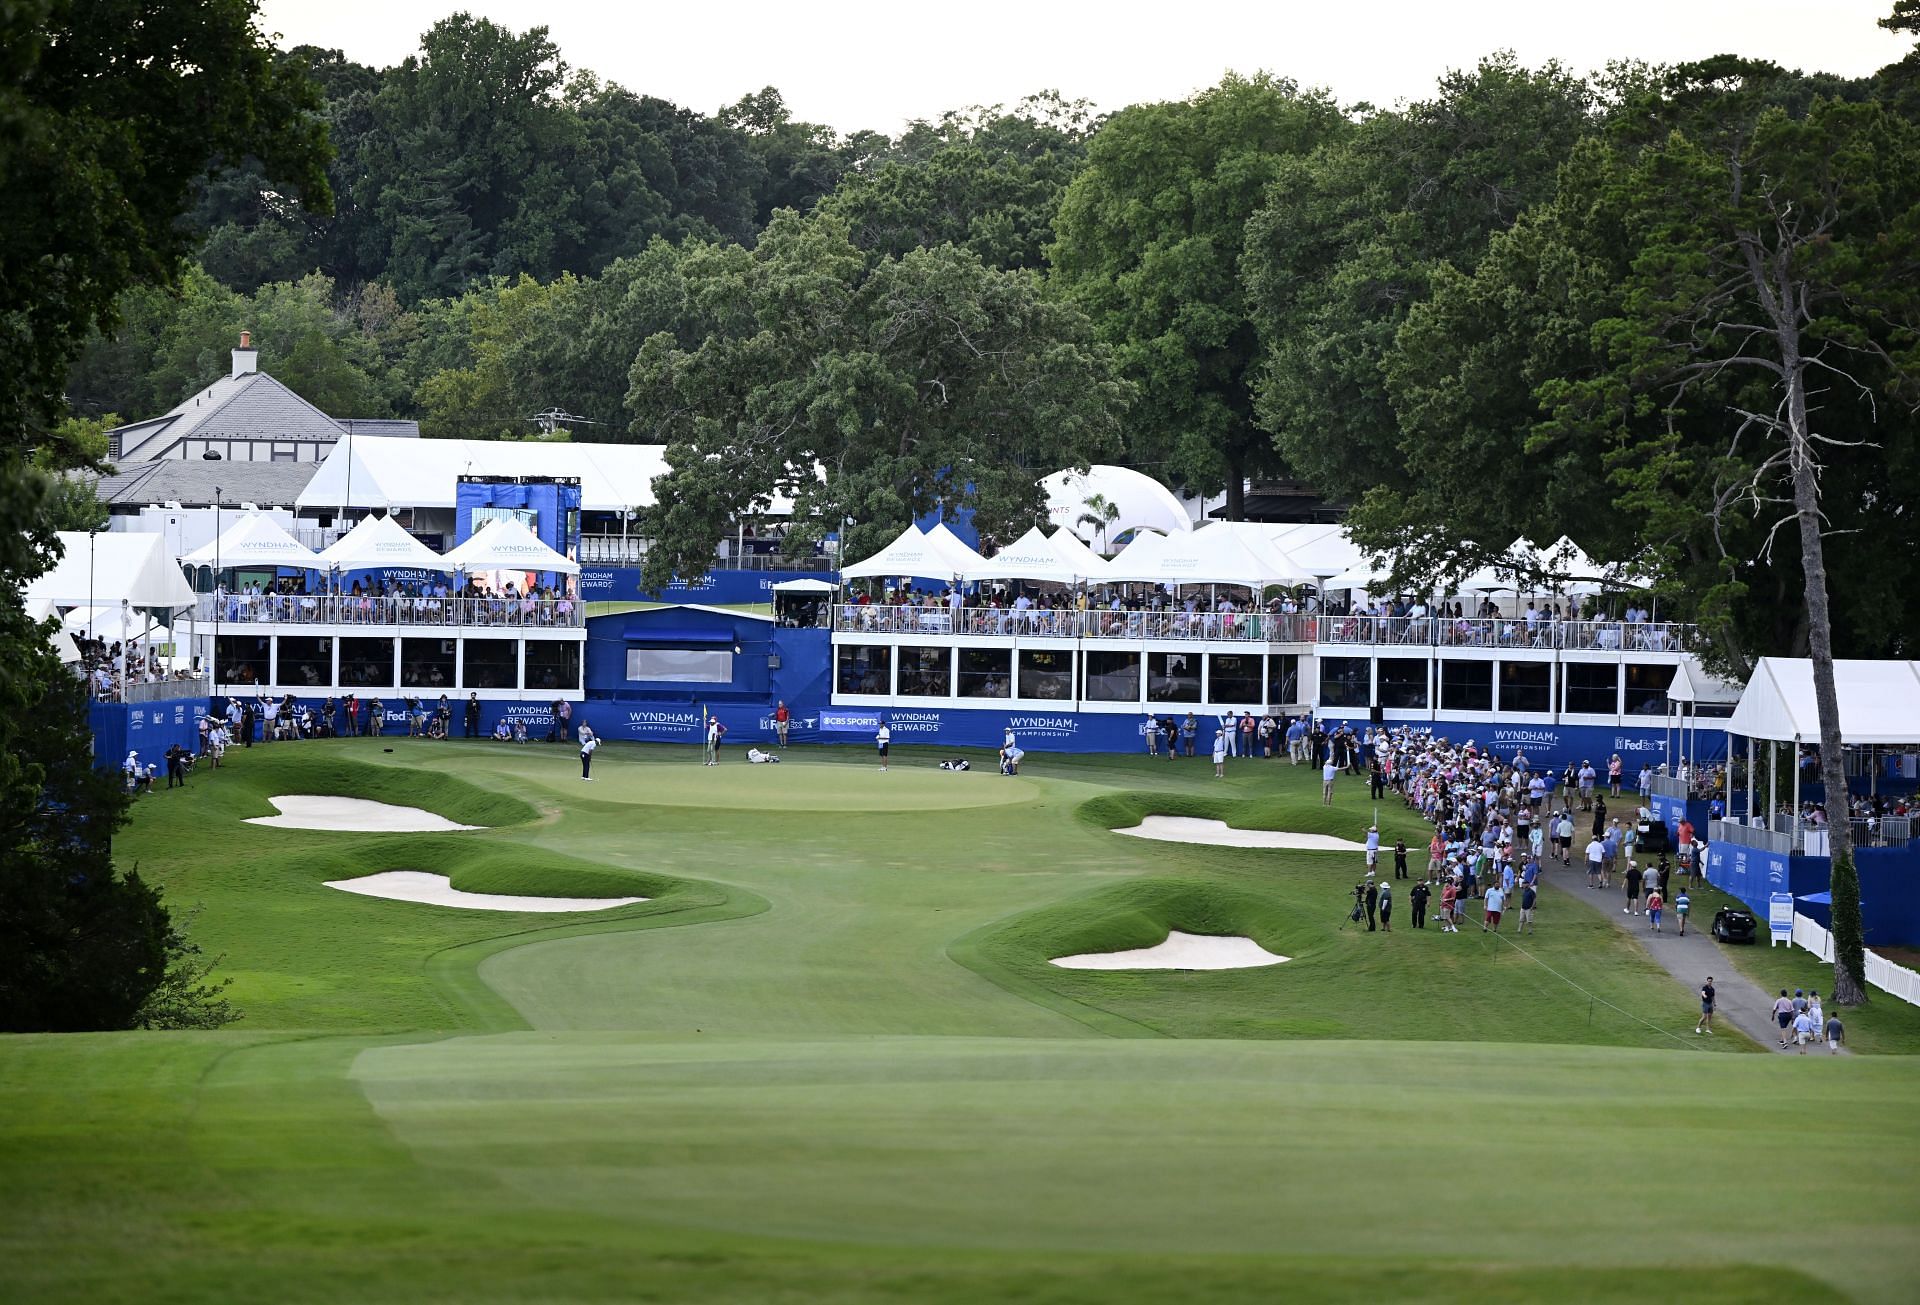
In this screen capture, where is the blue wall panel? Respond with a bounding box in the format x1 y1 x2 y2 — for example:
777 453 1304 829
91 697 204 770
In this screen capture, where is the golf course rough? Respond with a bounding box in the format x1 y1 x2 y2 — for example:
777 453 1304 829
2 739 1916 1305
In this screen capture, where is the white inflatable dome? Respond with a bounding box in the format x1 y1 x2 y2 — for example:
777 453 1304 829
1042 465 1193 550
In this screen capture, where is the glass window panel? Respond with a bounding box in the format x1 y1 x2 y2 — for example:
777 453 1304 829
957 647 1011 698
1083 650 1141 703
401 637 456 689
1499 660 1551 713
1267 653 1299 706
276 636 332 688
1147 651 1201 702
1319 656 1369 710
1624 663 1676 716
1439 660 1493 712
339 637 394 688
524 641 581 692
1017 649 1074 700
897 646 952 697
1562 661 1619 714
1376 658 1429 709
462 638 517 689
1207 653 1263 704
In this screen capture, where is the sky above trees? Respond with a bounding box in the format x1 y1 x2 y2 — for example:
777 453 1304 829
258 0 1911 135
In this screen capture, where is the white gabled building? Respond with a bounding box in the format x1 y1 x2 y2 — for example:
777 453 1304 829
106 332 417 465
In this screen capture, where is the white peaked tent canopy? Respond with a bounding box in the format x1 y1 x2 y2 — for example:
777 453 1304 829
924 522 987 570
181 510 318 568
1100 529 1173 583
840 524 977 580
1266 523 1366 580
771 578 837 593
1197 522 1316 586
1049 527 1108 579
49 626 81 664
317 513 457 573
1108 521 1312 588
1727 658 1920 745
964 526 1091 584
1042 464 1192 543
25 532 198 617
1669 660 1744 706
442 517 579 575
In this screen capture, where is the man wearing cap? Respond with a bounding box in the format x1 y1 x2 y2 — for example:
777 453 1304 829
1577 760 1597 810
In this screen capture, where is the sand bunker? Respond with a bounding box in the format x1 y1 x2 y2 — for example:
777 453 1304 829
1050 930 1290 971
1114 815 1368 852
247 795 480 832
324 871 646 912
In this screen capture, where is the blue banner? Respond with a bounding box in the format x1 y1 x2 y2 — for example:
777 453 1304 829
91 696 203 770
1707 840 1792 914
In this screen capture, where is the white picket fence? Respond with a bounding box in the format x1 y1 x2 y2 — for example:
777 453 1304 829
1790 914 1920 1006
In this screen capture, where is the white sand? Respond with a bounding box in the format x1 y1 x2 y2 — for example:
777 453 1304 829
247 795 481 832
1050 930 1290 971
1114 815 1368 852
323 871 647 912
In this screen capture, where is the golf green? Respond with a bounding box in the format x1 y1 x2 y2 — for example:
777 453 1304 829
2 738 1915 1304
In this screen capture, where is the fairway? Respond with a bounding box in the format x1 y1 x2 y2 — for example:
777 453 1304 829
4 738 1918 1304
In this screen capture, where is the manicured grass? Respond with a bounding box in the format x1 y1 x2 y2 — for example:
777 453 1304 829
0 737 1914 1303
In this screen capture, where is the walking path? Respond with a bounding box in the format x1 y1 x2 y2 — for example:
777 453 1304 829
1537 848 1820 1054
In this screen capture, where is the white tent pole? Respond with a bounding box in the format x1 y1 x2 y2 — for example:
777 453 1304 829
1747 735 1756 826
1768 738 1778 833
1791 736 1802 850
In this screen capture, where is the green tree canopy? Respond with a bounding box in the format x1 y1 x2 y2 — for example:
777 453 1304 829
1 0 331 1030
627 212 1130 588
1049 73 1346 515
820 93 1095 271
1243 53 1596 504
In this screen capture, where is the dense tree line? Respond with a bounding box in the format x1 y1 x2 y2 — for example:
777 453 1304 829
3 0 332 1030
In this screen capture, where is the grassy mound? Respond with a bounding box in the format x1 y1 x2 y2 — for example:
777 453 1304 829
192 747 543 828
1076 786 1415 843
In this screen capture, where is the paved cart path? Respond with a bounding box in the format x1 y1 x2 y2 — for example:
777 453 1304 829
1539 853 1829 1053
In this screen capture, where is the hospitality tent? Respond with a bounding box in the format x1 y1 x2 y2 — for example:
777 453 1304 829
24 531 198 619
925 522 987 571
1100 529 1173 583
963 526 1096 584
1727 658 1920 746
442 517 579 575
317 513 457 573
1106 521 1313 589
298 436 675 514
1267 523 1366 582
1049 528 1109 580
840 524 981 581
770 578 838 594
1042 464 1192 547
1196 522 1316 586
180 510 318 569
49 626 81 664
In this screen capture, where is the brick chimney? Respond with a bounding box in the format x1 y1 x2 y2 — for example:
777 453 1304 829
232 329 258 379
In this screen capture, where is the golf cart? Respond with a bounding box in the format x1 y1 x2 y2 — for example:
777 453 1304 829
1712 905 1758 944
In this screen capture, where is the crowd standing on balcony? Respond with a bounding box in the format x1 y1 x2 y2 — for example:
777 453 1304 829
72 634 201 702
837 581 1689 649
210 575 579 626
